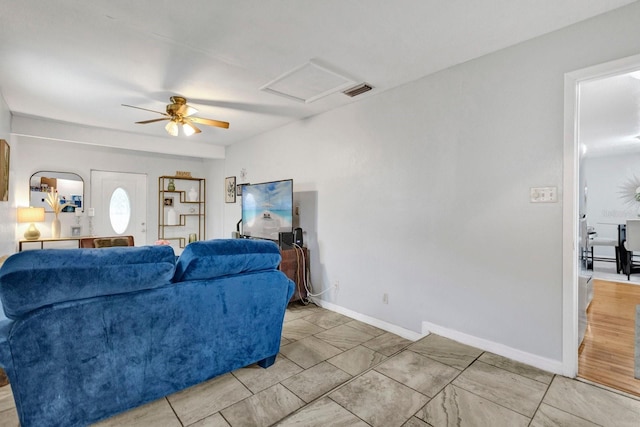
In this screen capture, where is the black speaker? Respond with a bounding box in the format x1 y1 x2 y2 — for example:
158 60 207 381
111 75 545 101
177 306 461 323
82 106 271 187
278 231 294 249
293 227 303 247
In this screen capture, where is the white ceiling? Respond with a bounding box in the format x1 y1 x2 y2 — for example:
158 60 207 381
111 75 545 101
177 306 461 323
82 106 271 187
580 72 640 157
0 0 637 147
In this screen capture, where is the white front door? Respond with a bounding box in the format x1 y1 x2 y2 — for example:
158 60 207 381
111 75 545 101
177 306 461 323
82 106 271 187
90 170 147 245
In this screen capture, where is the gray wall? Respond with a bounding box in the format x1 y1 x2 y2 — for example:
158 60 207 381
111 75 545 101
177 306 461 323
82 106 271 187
0 93 12 256
223 3 640 368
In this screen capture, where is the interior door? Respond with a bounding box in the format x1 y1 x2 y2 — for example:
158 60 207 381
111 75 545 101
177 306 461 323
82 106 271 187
90 171 147 245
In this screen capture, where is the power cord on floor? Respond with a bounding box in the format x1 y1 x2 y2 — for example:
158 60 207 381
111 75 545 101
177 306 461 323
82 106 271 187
292 243 307 304
292 243 335 305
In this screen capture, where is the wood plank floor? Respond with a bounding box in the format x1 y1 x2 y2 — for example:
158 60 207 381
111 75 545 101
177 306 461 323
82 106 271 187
578 279 640 397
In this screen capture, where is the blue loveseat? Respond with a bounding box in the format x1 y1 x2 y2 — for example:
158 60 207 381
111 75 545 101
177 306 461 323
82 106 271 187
0 239 294 427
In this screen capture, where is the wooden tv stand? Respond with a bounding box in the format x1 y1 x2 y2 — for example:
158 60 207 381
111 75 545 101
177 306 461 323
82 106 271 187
279 247 309 303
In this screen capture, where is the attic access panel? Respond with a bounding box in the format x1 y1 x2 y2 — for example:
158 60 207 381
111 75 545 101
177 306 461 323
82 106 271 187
260 60 358 103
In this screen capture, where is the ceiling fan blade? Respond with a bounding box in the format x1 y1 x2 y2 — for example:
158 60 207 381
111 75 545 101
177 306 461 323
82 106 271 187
135 118 170 124
122 104 169 116
177 104 198 117
189 116 230 129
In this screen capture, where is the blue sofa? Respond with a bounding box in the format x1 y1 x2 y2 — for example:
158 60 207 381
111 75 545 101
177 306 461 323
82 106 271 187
0 239 294 427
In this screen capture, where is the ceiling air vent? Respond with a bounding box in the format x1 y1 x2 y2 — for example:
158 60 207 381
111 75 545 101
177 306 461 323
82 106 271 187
343 83 373 97
260 60 358 103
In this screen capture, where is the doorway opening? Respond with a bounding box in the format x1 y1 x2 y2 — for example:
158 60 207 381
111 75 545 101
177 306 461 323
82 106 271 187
563 53 640 395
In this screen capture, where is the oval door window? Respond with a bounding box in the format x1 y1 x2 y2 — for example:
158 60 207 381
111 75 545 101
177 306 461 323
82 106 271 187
109 187 131 234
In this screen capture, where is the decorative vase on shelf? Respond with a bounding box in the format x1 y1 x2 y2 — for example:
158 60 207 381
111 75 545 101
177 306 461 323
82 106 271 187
188 187 198 202
52 218 61 238
168 179 175 191
167 208 178 225
46 187 71 239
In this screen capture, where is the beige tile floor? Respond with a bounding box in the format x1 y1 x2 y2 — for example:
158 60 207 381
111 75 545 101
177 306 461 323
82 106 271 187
1 303 640 426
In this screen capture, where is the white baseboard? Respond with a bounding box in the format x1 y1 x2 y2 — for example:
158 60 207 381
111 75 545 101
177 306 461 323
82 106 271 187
421 320 564 375
310 300 563 374
314 300 424 341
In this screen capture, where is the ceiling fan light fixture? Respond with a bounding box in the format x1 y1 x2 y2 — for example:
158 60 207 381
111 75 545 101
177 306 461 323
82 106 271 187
124 96 229 135
182 121 196 136
165 120 179 136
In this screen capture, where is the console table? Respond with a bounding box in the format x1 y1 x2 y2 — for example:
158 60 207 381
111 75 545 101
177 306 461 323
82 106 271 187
19 237 85 251
280 247 309 303
19 236 135 251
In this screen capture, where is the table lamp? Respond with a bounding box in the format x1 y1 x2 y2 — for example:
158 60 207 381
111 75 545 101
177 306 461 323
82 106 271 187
18 207 45 240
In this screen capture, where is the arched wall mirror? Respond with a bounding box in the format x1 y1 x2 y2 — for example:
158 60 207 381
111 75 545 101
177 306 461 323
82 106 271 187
29 171 84 213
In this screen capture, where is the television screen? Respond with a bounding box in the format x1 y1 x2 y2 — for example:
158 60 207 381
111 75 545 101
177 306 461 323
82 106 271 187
241 179 293 240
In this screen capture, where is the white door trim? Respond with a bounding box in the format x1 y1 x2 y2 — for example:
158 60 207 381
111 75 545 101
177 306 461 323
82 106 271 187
562 53 640 377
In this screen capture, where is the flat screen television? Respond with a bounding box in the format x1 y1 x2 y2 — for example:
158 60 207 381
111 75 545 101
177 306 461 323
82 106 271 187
241 179 293 241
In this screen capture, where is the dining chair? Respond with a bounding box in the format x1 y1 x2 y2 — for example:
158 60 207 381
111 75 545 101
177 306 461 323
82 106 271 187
588 234 619 272
623 219 640 280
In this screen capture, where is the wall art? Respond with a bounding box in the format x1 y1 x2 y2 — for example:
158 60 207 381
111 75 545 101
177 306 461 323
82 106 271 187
0 139 9 202
225 176 236 203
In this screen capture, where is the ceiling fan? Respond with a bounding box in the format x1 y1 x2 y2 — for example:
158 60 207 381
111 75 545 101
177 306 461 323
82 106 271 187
122 96 230 136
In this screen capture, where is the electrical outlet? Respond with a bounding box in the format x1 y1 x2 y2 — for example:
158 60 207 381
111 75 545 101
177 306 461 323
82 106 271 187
383 293 388 304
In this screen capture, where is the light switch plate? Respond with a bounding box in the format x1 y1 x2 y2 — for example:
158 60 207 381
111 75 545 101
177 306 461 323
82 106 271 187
530 186 558 203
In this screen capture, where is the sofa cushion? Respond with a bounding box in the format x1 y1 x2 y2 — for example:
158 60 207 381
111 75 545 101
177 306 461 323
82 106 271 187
173 239 281 282
0 245 176 319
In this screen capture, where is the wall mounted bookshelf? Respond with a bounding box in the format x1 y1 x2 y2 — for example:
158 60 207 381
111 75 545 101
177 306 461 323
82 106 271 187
158 176 205 249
